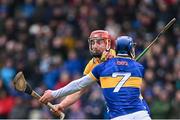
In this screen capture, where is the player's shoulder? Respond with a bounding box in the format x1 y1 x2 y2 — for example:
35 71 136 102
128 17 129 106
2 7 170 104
98 57 115 67
84 57 101 75
133 60 144 68
123 58 143 67
87 58 94 64
93 58 109 68
85 58 98 66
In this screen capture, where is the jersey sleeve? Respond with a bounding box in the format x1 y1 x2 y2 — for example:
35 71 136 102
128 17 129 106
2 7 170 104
87 64 102 81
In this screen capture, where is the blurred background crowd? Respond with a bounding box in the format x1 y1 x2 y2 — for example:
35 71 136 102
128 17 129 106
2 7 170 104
0 0 179 119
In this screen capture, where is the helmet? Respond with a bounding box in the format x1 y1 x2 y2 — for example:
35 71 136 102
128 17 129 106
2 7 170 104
88 30 113 57
116 36 136 58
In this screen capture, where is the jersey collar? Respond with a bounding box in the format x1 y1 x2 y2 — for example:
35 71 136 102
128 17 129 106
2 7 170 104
115 55 132 59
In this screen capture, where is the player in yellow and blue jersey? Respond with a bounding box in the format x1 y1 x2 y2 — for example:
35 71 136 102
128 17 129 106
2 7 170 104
40 36 151 120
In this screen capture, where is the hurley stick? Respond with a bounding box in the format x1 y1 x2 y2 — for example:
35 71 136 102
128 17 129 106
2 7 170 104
135 18 176 61
13 71 65 120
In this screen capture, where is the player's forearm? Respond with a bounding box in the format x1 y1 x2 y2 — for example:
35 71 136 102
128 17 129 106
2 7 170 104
51 75 95 98
59 88 88 109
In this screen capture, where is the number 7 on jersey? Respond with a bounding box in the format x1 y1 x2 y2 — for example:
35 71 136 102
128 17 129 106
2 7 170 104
112 72 131 92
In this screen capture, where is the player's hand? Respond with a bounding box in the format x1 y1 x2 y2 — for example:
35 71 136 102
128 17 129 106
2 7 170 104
39 90 55 104
101 50 114 61
50 104 64 116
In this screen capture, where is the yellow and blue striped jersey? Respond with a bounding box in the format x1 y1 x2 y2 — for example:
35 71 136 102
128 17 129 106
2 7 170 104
88 57 146 119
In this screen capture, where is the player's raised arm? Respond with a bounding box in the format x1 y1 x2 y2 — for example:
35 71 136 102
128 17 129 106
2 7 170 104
39 75 97 104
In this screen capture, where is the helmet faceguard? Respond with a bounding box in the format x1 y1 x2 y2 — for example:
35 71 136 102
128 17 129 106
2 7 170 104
129 42 136 59
88 30 112 58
